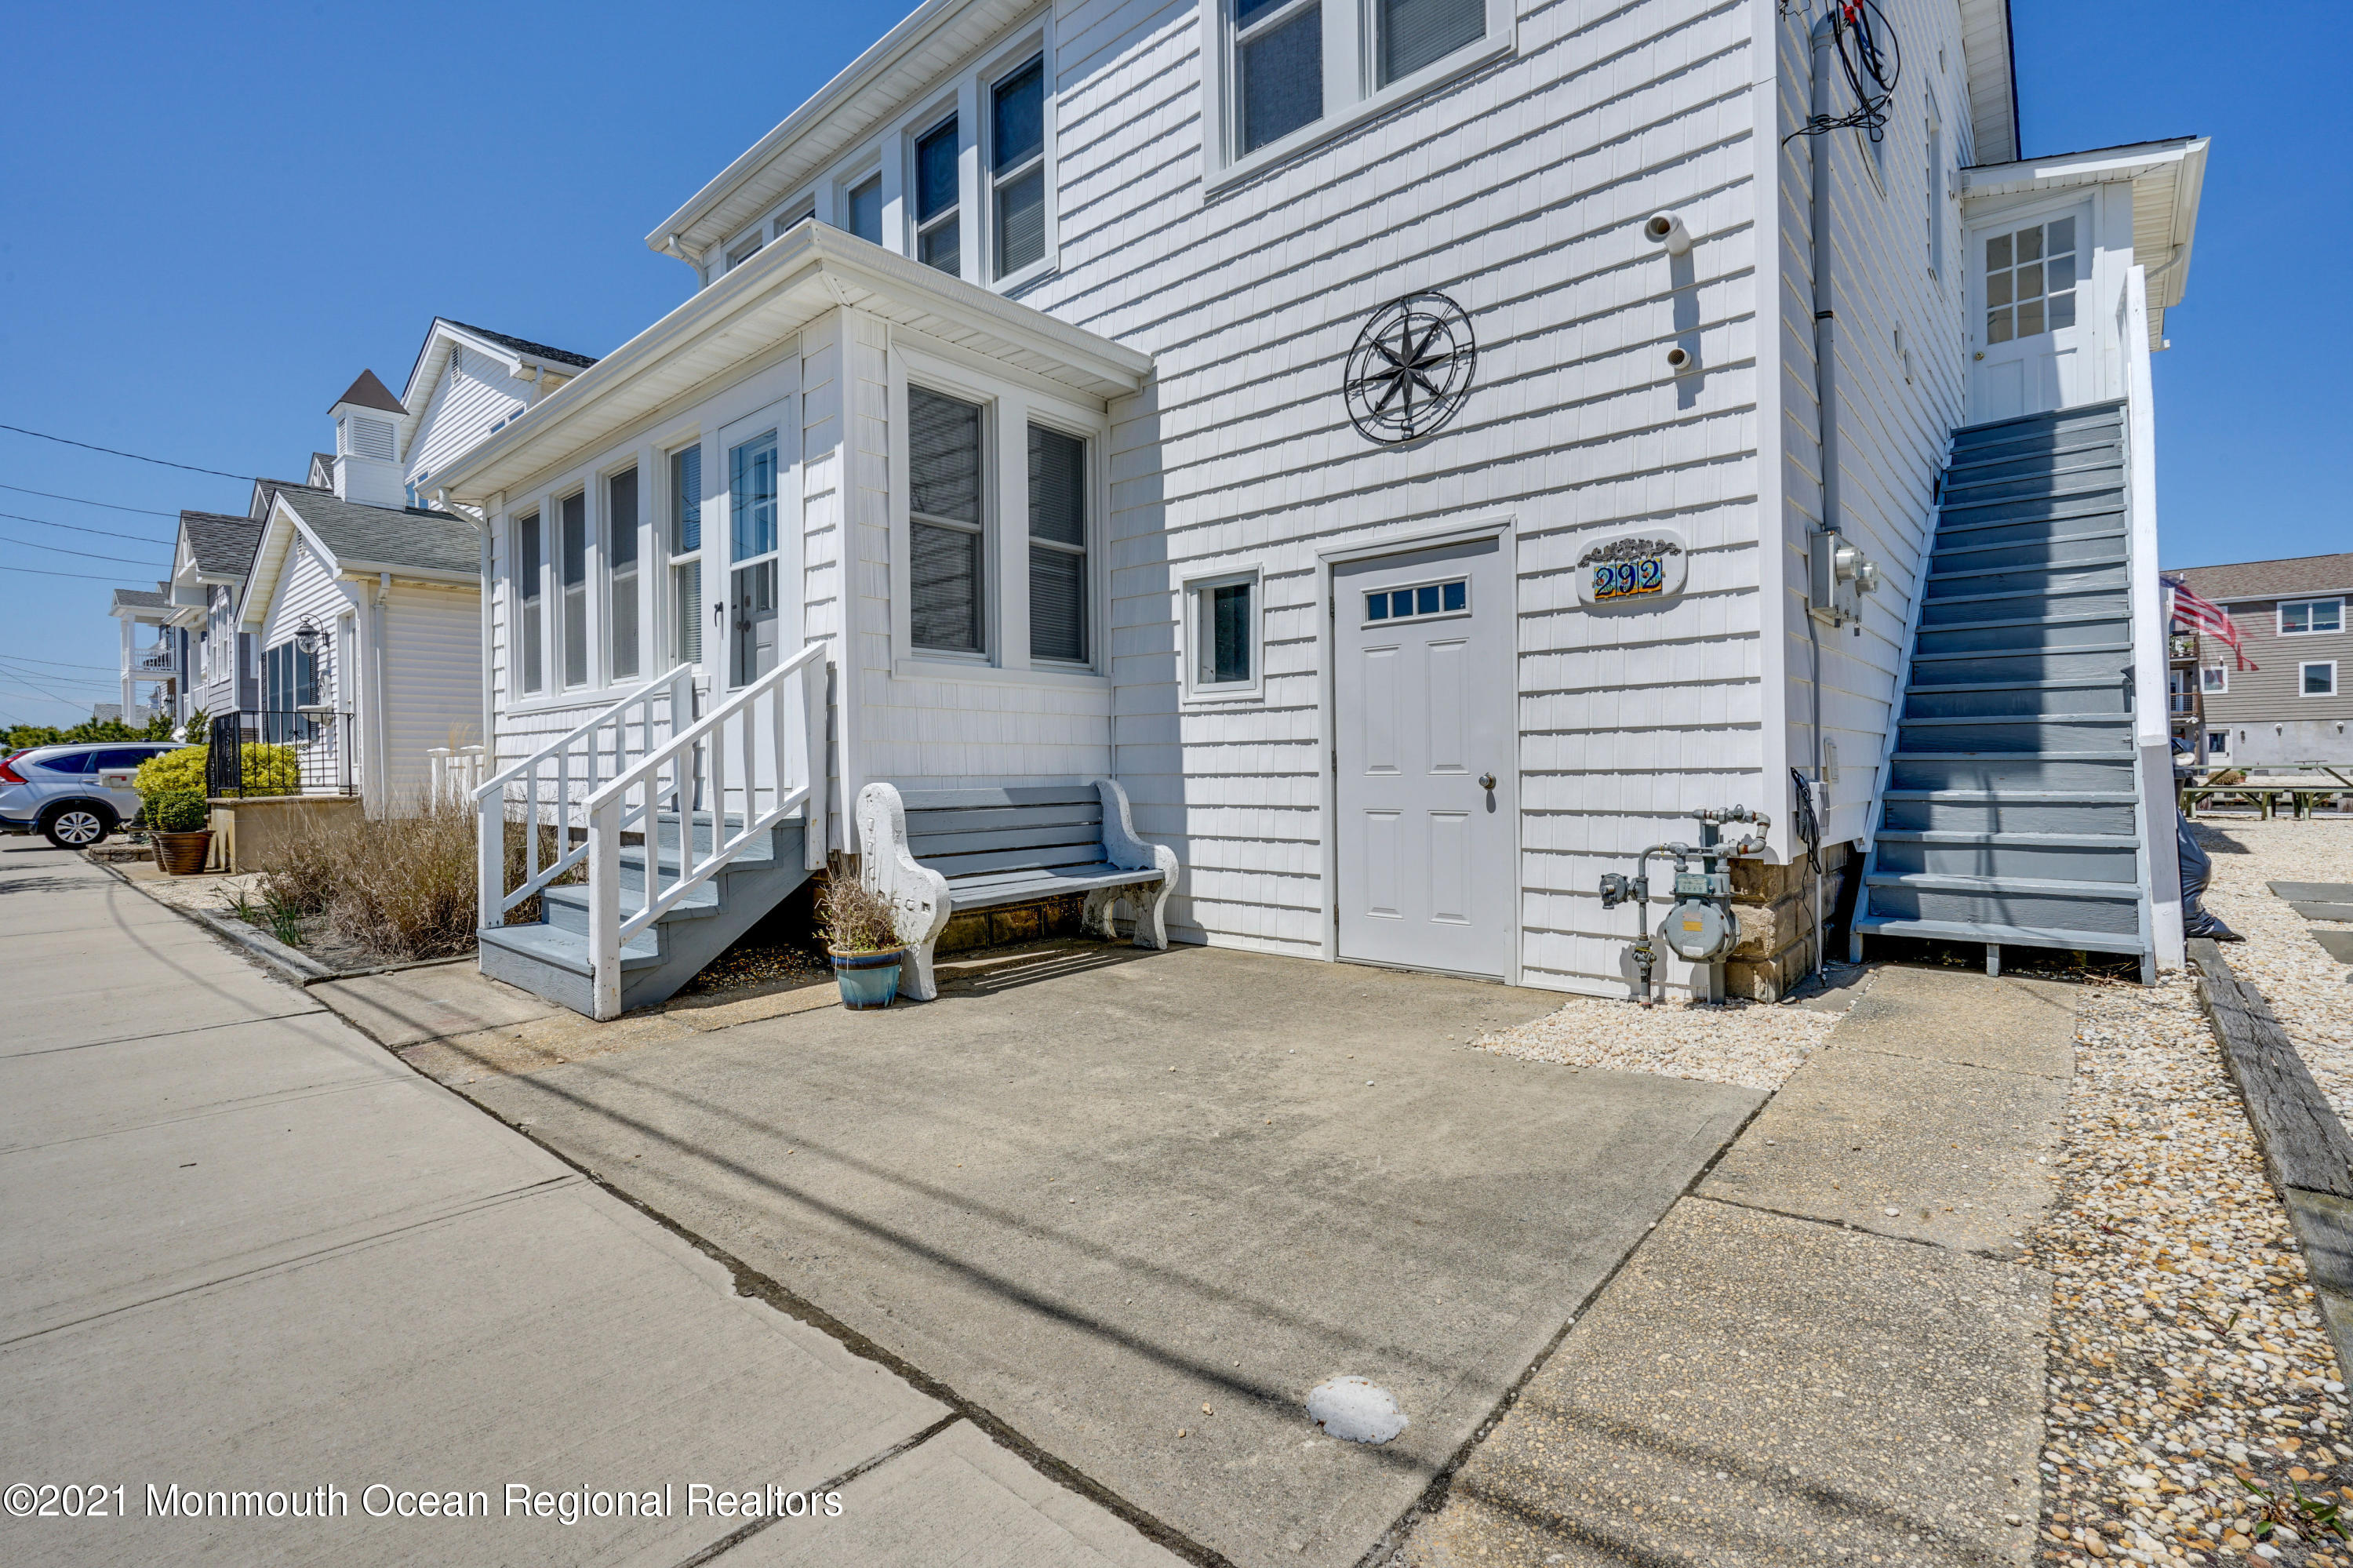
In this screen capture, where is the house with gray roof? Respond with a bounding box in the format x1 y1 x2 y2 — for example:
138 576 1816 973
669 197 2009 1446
2166 552 2353 766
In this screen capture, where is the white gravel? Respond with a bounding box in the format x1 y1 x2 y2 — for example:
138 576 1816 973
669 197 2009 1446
2189 819 2353 1132
1473 983 1849 1092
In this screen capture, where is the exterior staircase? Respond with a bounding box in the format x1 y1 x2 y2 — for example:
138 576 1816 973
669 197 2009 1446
478 813 815 1017
1853 399 2158 981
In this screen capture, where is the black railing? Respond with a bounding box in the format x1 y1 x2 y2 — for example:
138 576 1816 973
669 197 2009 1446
206 709 358 798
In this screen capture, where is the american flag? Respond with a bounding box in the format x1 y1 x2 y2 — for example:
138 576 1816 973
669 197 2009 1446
2163 575 2258 671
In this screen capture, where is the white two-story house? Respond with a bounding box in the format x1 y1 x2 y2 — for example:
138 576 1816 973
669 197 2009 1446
436 0 2206 1015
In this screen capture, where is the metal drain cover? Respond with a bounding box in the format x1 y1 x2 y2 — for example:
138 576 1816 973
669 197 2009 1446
1307 1377 1409 1444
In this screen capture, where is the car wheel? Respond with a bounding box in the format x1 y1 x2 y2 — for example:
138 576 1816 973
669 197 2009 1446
42 804 111 849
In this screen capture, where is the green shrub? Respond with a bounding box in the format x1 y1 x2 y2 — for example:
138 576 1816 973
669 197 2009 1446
147 789 209 834
131 742 300 807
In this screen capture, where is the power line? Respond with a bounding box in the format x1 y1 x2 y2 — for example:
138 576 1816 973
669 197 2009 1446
0 532 170 565
0 653 129 671
0 509 179 544
0 482 184 517
0 422 257 482
0 562 158 583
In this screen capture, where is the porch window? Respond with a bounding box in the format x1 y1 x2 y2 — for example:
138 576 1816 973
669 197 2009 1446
914 117 960 275
846 175 884 246
670 446 702 667
991 57 1047 279
1186 569 1261 699
1235 0 1322 155
908 387 985 654
2280 598 2344 635
1027 424 1087 664
559 490 588 689
729 431 781 687
1984 216 2075 344
608 467 640 681
518 511 544 694
1377 0 1482 85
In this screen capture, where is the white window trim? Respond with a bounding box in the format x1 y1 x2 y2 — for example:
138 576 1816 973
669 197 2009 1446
983 41 1058 291
2278 597 2345 636
886 344 1108 683
907 99 967 279
2200 664 2227 693
1182 567 1267 704
2302 660 2339 697
1202 0 1513 191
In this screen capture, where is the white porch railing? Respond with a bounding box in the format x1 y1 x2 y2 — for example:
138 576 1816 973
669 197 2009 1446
428 744 486 806
475 665 694 934
583 643 830 1018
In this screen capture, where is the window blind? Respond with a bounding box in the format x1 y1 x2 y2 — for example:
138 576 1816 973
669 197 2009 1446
1377 0 1483 85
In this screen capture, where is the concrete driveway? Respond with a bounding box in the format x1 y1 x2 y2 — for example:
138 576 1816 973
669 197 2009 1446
429 943 1762 1567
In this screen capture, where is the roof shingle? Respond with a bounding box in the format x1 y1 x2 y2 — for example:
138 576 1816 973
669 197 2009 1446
2166 553 2353 603
180 511 264 577
275 489 478 577
440 318 598 369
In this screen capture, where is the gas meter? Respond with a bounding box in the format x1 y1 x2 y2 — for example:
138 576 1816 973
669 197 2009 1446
1600 806 1769 1005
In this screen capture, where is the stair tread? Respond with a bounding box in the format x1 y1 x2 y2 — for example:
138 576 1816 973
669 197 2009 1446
1899 712 2132 726
1872 829 2141 846
1905 677 2126 693
1880 788 2139 802
543 881 723 920
1913 609 2129 634
1921 584 2125 611
479 922 664 973
1889 750 2139 762
1942 456 2124 493
1930 526 2128 559
1866 870 2140 896
1937 485 2126 517
1910 640 2133 661
1945 436 2122 471
1932 502 2129 536
1853 915 2150 953
1925 554 2126 583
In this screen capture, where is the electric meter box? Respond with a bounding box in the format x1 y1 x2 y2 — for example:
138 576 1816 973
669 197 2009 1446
1673 870 1730 899
1660 898 1735 962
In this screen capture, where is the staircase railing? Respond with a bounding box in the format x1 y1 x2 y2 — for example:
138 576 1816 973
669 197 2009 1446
475 664 693 933
581 642 831 1018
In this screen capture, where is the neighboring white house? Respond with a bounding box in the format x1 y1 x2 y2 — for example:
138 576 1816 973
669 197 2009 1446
435 0 2205 1007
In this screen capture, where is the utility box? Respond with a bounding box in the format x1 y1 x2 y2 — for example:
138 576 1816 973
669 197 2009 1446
1808 529 1880 628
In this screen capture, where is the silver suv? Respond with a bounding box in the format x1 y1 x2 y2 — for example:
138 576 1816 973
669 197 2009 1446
0 743 181 849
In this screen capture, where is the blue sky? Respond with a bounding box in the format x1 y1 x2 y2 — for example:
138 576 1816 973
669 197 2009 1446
1 1 2344 727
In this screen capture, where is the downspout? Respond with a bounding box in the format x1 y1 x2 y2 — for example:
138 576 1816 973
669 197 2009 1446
1804 12 1841 983
435 490 497 769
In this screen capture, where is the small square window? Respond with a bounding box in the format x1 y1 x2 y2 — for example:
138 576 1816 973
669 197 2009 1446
1186 572 1261 698
2304 662 2337 697
2200 665 2226 693
2206 730 2229 755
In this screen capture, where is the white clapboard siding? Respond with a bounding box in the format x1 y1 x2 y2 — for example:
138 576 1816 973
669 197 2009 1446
1773 0 1973 846
408 348 533 486
379 580 485 806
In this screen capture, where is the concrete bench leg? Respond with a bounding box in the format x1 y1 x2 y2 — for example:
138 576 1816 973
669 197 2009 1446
1131 878 1171 951
1082 888 1121 941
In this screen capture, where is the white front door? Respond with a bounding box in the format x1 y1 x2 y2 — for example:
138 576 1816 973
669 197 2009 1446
1969 202 2092 420
1334 537 1515 977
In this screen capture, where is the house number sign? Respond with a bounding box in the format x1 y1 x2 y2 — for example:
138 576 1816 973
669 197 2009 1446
1574 529 1688 608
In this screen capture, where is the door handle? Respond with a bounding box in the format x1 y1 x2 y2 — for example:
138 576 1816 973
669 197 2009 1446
1478 773 1497 791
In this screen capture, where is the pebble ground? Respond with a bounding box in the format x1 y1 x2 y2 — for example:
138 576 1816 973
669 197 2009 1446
2031 815 2353 1567
1471 988 1842 1091
2189 819 2353 1129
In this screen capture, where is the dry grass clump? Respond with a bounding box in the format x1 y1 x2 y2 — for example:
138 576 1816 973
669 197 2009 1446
255 797 482 961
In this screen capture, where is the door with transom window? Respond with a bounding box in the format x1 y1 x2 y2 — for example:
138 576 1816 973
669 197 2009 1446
1969 202 2093 421
1333 537 1515 978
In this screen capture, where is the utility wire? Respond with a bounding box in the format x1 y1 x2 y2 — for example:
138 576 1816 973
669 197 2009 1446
0 562 158 583
0 422 256 482
0 509 180 544
0 653 132 671
0 482 184 517
0 532 171 565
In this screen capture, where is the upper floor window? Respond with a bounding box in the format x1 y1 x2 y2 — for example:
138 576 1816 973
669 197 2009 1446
773 201 815 242
846 174 885 246
913 117 961 275
726 231 764 271
991 57 1047 279
2280 598 2344 636
1215 0 1504 176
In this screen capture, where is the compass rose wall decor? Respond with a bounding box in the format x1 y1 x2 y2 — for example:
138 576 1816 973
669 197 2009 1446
1342 293 1477 445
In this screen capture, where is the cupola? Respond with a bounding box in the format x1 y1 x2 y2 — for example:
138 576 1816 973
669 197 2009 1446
328 369 408 508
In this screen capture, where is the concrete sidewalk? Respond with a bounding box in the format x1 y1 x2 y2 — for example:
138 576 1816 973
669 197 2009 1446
1405 963 2073 1566
0 841 1180 1568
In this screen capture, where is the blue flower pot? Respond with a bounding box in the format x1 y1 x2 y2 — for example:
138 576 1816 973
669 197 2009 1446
831 948 904 1010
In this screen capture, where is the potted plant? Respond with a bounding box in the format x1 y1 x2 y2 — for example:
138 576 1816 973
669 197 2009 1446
819 875 905 1010
147 788 214 875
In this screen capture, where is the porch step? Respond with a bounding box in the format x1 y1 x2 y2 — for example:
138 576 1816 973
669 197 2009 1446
1853 402 2153 975
480 818 814 1017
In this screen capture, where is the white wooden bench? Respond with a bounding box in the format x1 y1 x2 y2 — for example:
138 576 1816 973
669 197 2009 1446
856 779 1178 1001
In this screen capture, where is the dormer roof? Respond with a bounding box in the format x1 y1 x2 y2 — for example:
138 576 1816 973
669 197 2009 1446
393 317 602 472
331 369 406 416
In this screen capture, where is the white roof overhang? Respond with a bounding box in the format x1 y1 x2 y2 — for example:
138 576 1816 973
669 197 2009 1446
435 223 1152 507
1956 0 2020 166
1962 136 2209 347
647 0 1040 262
